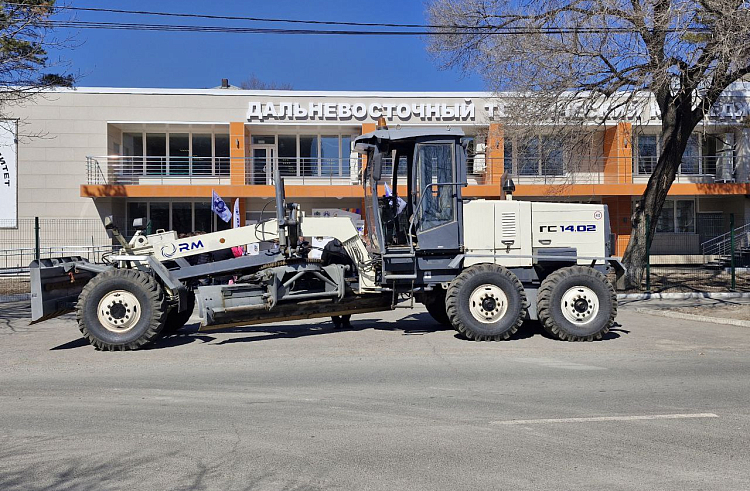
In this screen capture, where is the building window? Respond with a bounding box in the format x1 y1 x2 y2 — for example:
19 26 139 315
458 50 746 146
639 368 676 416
508 135 565 176
272 133 356 178
656 199 695 233
636 135 658 174
118 130 230 177
278 135 297 176
503 139 513 174
636 132 734 177
125 201 227 236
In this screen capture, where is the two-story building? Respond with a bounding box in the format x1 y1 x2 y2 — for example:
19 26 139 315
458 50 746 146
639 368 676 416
6 84 750 257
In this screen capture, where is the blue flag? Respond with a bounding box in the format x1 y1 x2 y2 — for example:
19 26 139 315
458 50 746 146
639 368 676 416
212 190 232 223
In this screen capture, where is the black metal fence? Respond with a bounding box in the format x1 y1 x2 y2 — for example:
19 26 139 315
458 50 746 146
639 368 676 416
633 214 750 293
0 218 114 301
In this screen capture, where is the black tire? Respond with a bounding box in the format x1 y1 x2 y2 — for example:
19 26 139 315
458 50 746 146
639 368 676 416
446 264 528 341
537 266 617 341
76 269 167 351
160 290 196 337
422 289 451 326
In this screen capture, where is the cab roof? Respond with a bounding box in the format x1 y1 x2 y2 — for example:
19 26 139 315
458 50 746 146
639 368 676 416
354 126 465 148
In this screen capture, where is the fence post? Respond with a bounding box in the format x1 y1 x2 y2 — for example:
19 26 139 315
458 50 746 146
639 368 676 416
645 214 651 293
730 213 736 291
34 216 40 262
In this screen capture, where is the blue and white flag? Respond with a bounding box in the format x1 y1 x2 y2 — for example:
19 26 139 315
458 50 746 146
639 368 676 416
212 190 232 223
233 198 241 229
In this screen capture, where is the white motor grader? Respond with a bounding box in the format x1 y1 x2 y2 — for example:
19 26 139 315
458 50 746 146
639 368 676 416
30 124 623 350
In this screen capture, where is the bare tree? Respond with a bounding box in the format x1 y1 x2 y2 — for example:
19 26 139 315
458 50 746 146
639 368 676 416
239 74 293 90
1 1 74 116
426 0 750 287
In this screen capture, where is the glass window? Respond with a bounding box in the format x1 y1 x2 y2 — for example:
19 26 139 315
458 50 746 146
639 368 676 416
656 201 675 233
215 134 230 176
416 143 454 232
341 136 352 177
518 137 539 175
172 202 192 235
278 135 297 176
122 133 143 175
541 136 564 175
680 134 699 174
320 136 340 177
146 133 166 175
637 135 657 174
675 200 695 233
169 133 189 175
149 202 170 232
192 134 212 175
464 137 476 174
126 202 147 237
504 139 513 174
300 135 318 176
251 135 276 145
194 202 213 233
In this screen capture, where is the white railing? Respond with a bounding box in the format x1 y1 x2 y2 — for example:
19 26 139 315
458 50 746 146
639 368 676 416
701 222 750 256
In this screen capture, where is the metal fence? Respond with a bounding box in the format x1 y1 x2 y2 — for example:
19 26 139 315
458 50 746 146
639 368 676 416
632 214 750 293
0 218 114 302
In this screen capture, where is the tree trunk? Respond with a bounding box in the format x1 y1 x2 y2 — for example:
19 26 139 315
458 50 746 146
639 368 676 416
622 113 695 289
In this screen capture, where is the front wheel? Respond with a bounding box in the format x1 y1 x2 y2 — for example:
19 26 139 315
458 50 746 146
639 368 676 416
422 288 451 326
446 264 528 341
537 266 617 341
76 269 167 350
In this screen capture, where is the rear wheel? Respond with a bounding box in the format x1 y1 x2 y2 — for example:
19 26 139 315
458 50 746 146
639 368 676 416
422 288 450 326
446 264 527 341
76 269 167 350
537 266 616 341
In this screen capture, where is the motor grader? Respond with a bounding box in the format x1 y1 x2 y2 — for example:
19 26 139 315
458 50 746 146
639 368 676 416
30 124 624 350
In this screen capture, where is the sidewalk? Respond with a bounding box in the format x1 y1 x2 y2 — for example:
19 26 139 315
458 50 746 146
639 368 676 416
619 296 750 327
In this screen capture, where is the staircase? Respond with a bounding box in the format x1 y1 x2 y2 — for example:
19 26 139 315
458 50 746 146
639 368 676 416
702 222 750 269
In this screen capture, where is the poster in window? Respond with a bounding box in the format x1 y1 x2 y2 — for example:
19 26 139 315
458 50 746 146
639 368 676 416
0 120 18 228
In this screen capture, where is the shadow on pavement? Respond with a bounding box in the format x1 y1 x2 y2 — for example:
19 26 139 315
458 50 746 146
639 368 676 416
50 312 628 351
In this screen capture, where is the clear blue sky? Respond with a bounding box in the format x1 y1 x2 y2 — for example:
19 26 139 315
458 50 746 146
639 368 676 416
48 0 485 91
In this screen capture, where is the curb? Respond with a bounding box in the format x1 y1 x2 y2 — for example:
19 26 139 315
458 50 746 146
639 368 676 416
632 307 750 328
617 292 750 300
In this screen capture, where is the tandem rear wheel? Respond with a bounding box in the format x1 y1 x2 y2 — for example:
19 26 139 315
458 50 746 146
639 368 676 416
537 265 617 341
76 269 167 351
446 264 528 341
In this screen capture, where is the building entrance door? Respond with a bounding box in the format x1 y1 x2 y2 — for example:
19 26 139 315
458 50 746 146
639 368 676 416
251 146 275 185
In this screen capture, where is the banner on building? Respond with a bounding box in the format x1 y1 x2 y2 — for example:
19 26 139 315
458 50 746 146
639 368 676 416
0 120 18 229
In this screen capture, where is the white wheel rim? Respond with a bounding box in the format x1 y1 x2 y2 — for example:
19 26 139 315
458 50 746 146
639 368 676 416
97 290 141 333
469 284 508 324
561 286 600 325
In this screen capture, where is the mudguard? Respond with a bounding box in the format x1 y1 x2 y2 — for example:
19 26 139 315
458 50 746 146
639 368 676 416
29 257 110 324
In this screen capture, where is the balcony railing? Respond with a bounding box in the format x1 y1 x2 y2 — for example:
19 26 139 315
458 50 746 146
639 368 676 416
245 157 359 185
86 155 748 186
86 156 233 185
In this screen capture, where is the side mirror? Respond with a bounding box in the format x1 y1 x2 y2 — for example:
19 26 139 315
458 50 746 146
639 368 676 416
371 150 382 182
132 218 146 230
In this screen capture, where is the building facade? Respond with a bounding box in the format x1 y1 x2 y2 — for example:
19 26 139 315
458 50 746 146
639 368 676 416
6 86 750 256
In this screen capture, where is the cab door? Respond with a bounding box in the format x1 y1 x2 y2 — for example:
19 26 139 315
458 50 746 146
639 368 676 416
412 138 463 251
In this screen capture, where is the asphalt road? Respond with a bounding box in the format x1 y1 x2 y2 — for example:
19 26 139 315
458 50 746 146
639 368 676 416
1 300 749 491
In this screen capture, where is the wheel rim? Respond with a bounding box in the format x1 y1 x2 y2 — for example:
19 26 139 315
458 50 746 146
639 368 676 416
469 284 508 324
97 290 141 333
560 286 600 325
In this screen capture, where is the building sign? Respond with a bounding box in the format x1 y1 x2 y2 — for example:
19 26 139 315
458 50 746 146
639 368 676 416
0 120 17 228
247 100 477 123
